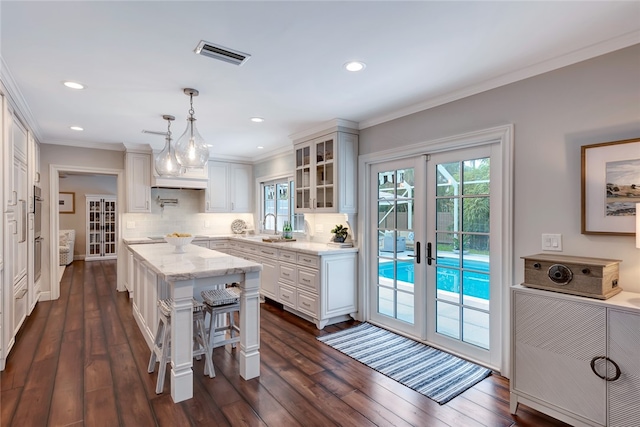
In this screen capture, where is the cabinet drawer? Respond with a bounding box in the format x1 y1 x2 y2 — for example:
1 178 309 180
278 283 296 308
257 246 278 259
279 250 297 263
297 268 318 293
297 290 318 317
192 241 210 248
297 253 319 269
279 263 296 283
209 241 228 251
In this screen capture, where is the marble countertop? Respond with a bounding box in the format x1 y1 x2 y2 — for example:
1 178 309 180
123 234 358 255
127 243 262 282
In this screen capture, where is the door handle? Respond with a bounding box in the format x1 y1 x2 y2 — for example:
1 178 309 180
407 241 421 264
426 242 436 265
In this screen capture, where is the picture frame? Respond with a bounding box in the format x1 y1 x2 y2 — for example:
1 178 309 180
581 138 640 235
59 192 75 214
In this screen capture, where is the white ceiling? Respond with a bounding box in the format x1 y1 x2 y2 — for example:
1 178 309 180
2 1 639 162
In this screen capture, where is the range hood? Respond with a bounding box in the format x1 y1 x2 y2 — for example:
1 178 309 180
151 165 208 189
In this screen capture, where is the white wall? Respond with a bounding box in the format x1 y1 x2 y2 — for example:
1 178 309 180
360 44 640 293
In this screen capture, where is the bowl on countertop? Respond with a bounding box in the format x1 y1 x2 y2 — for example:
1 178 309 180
164 236 194 253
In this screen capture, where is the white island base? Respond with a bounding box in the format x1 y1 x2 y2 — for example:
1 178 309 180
127 243 263 403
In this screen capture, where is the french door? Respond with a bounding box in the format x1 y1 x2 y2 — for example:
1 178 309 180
369 157 426 337
368 144 502 367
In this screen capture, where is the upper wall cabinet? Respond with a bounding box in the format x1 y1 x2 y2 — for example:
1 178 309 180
204 161 253 213
294 130 358 214
125 152 151 213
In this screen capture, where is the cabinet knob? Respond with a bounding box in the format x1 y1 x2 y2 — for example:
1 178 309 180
533 263 541 269
581 268 591 275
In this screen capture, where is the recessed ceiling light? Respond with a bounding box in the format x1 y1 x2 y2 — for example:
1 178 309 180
344 61 366 72
250 117 264 123
257 146 264 149
63 81 85 90
70 126 83 131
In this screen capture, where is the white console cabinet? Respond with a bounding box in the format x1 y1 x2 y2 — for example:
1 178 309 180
511 285 640 427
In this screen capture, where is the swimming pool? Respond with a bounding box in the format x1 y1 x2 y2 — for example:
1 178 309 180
378 257 490 300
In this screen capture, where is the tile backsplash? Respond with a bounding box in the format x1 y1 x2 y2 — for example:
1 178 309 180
122 188 255 237
121 188 357 244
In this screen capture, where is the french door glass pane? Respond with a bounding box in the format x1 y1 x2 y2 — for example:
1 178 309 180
376 168 415 325
434 157 490 350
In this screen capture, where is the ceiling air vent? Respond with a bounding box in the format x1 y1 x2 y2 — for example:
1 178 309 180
194 40 251 66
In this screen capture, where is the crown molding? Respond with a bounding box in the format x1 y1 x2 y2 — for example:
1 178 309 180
0 57 44 142
360 31 640 130
288 118 360 142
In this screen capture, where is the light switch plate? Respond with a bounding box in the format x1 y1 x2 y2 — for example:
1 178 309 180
542 233 562 251
126 221 135 229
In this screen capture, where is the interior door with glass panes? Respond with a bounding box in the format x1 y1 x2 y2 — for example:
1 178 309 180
369 156 426 337
86 195 117 261
426 145 497 366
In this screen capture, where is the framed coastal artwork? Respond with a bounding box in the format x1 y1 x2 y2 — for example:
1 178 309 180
581 138 640 235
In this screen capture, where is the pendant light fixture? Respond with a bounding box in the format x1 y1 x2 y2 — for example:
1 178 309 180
154 115 182 176
175 88 209 169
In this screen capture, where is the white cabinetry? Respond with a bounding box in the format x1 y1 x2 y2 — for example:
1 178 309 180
85 195 117 260
125 152 151 213
294 131 358 214
511 286 640 427
204 161 252 213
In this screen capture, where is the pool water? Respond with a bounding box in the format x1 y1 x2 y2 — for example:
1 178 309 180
379 257 490 300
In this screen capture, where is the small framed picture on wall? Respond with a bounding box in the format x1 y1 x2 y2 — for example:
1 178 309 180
59 192 75 214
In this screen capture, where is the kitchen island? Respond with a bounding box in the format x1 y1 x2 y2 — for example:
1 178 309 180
126 243 262 403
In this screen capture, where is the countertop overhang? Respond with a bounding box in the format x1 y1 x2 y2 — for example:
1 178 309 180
123 235 359 255
127 243 262 282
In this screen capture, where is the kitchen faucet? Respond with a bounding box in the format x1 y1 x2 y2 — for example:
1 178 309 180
263 213 278 235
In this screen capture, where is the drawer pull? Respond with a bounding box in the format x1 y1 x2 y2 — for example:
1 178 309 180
302 258 312 262
302 301 310 307
282 294 290 300
282 272 290 277
16 288 28 299
590 356 621 381
302 278 310 283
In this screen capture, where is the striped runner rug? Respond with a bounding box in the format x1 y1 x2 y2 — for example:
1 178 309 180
317 323 491 404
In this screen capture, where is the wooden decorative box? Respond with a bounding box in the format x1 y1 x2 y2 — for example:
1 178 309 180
521 254 622 299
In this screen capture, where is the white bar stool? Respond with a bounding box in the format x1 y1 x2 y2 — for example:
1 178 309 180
147 297 214 394
201 287 241 358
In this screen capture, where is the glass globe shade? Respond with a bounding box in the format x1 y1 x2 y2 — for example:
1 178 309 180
155 136 182 176
175 118 209 168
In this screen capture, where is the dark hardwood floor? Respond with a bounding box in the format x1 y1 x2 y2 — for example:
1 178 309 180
1 260 568 426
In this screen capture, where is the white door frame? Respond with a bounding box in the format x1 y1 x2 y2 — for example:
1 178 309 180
357 124 514 375
48 164 125 301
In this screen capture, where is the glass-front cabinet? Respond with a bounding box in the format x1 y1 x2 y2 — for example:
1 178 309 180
86 195 117 261
294 130 358 214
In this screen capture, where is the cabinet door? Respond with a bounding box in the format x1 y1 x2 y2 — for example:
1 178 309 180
205 161 229 212
313 134 335 212
103 198 117 257
230 163 252 212
608 309 640 426
513 291 606 425
260 257 278 300
294 142 313 212
126 153 151 212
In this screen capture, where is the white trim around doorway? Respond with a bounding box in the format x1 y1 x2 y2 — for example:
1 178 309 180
48 164 125 301
357 124 514 376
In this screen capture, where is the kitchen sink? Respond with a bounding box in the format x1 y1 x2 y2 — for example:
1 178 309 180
261 237 296 243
